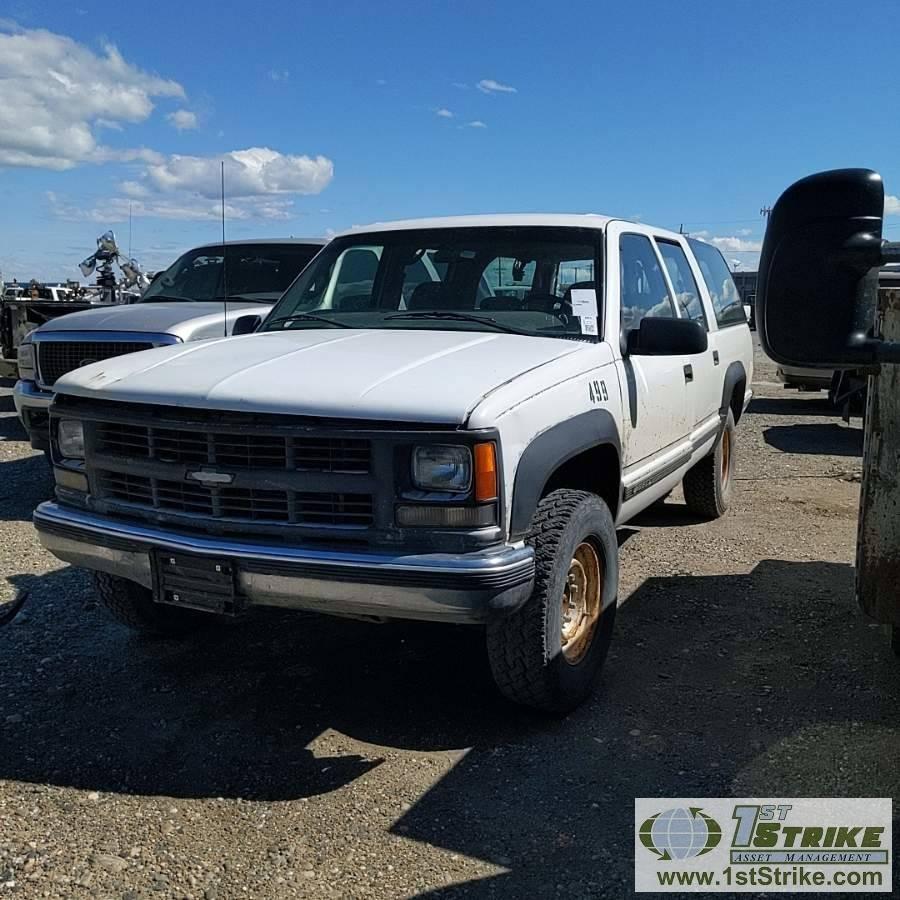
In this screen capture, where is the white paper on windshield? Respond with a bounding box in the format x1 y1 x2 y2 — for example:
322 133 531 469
580 315 598 335
570 288 598 318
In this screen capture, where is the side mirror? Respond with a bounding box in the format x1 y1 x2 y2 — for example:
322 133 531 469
757 168 890 368
626 317 708 356
232 314 261 336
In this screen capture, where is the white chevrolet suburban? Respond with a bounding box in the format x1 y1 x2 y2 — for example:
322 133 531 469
33 216 753 712
14 238 326 452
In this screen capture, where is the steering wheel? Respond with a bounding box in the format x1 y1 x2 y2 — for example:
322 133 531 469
523 293 573 321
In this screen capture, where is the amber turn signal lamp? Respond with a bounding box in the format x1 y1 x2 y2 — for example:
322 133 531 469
474 442 498 502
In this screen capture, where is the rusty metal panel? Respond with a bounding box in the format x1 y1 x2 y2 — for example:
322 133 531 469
856 284 900 625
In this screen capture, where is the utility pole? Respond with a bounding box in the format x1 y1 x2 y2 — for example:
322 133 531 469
760 206 772 219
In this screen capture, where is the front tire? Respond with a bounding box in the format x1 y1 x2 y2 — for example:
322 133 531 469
93 572 209 636
486 490 618 714
683 409 736 519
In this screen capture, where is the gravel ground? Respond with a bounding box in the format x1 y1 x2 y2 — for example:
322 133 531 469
0 340 898 899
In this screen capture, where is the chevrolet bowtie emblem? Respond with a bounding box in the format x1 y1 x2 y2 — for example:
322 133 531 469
186 467 235 486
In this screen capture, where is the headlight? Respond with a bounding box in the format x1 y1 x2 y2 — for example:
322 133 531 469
17 340 35 377
57 419 85 459
412 445 472 492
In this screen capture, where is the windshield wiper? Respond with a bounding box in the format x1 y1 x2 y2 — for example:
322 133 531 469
385 311 531 335
140 294 189 303
217 293 278 304
265 313 353 329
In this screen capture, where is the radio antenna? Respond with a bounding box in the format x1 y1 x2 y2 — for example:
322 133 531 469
221 160 228 337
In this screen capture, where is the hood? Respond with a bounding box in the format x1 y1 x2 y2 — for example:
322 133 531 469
35 301 264 336
54 328 588 425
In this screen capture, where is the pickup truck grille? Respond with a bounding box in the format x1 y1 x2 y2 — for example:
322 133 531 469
38 341 154 387
96 422 371 473
97 471 374 526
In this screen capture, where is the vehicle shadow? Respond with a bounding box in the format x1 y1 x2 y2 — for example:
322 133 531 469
629 501 708 528
747 395 834 417
763 423 864 457
0 564 516 801
399 559 900 897
2 559 899 896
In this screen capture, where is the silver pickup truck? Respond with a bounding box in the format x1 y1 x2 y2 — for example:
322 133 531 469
14 238 326 452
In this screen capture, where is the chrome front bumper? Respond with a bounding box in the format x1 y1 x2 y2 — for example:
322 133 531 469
33 502 535 624
13 380 54 449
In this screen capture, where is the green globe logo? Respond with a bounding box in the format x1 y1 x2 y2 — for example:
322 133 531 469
639 807 722 861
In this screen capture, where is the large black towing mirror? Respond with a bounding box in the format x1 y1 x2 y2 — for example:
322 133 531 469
757 168 900 368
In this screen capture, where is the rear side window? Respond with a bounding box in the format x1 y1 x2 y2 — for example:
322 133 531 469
619 233 676 330
656 240 707 329
688 239 747 327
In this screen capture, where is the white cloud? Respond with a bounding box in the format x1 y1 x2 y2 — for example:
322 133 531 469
477 78 517 94
0 24 184 169
451 82 468 89
167 109 198 131
707 235 763 253
47 190 295 223
465 120 487 129
375 78 387 86
119 180 150 198
146 147 333 199
693 230 762 253
435 107 455 119
886 195 900 216
48 146 335 223
269 69 290 82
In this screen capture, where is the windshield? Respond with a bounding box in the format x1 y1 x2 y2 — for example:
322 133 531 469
262 227 602 341
141 242 321 304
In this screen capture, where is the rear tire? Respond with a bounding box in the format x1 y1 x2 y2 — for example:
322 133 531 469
93 572 209 636
486 489 617 714
683 409 736 519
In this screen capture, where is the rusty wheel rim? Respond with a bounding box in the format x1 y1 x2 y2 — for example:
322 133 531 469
560 541 603 665
721 428 731 487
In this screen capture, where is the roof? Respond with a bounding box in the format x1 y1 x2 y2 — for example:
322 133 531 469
192 237 329 250
336 213 615 237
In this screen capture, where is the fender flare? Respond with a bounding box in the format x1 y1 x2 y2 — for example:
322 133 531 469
720 361 747 423
508 409 621 540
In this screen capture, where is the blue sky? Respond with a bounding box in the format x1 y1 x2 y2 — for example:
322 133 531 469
1 0 899 281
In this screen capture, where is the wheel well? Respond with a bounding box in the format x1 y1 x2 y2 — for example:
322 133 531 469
730 377 746 423
541 444 620 516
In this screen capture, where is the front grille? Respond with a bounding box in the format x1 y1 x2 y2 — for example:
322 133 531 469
97 471 374 527
96 422 371 473
38 341 154 387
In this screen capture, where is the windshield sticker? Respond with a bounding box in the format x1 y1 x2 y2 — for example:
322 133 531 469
580 315 598 335
570 288 598 318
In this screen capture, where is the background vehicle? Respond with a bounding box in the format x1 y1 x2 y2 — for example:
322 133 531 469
14 238 326 451
34 216 752 713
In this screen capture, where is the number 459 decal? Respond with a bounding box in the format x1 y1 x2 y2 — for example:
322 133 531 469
588 379 608 404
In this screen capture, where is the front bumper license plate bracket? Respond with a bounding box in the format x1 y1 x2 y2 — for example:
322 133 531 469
152 551 243 615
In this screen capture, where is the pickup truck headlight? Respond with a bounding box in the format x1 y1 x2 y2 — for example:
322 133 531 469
57 419 85 460
412 445 472 492
16 339 35 379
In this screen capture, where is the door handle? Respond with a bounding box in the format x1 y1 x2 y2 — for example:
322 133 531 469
712 350 720 366
683 364 694 383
